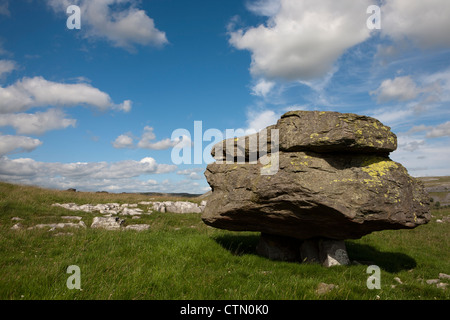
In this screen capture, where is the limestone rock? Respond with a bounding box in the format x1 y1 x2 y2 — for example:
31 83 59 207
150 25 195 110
124 224 150 231
316 283 338 295
202 111 431 242
277 111 397 154
212 111 397 161
10 223 24 230
151 201 203 214
91 217 124 230
28 221 86 231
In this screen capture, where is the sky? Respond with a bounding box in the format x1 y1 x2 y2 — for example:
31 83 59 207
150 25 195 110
0 0 449 194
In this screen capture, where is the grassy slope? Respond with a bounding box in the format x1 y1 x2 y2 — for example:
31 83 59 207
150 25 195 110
0 182 448 300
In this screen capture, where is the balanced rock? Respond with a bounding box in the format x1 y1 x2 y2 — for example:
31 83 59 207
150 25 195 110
202 111 431 264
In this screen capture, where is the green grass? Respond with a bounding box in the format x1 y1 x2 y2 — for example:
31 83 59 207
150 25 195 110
0 181 449 300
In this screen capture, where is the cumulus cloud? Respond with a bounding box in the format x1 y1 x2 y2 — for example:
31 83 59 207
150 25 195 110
381 0 450 49
251 79 276 97
245 0 281 16
0 76 131 114
409 121 450 139
0 59 16 78
0 134 42 156
176 167 204 180
229 0 372 81
114 126 187 150
371 76 421 103
246 109 280 132
426 122 450 138
391 139 450 177
112 133 134 149
0 109 76 135
46 0 168 50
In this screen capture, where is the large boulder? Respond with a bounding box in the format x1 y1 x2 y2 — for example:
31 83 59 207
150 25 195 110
202 111 431 263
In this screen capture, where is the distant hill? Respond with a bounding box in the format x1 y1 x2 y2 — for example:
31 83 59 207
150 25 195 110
139 192 204 198
418 176 450 206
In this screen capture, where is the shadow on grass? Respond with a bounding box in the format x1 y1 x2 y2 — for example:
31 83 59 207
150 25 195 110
214 233 260 256
214 234 416 273
345 241 417 273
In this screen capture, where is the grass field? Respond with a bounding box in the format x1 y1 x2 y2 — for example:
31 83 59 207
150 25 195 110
0 181 448 300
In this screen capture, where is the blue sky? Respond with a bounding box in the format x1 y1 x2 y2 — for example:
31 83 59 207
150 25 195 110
0 0 449 194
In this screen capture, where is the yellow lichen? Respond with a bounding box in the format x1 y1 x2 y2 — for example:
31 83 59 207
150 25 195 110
310 133 319 139
361 158 398 178
361 157 398 187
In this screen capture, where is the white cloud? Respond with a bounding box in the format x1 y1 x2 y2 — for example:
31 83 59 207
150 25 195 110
371 76 421 103
0 76 131 114
382 0 450 49
369 106 415 127
0 108 76 135
177 167 204 180
391 140 450 177
426 121 450 138
113 126 190 150
251 79 275 97
246 109 280 132
397 135 426 152
112 133 134 149
410 121 450 139
46 0 168 50
246 0 281 16
229 0 372 81
0 59 16 78
0 134 42 156
137 126 180 150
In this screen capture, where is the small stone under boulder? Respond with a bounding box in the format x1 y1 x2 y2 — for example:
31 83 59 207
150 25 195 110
256 234 350 267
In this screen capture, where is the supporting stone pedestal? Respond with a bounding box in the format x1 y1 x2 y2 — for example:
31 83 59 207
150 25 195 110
256 233 350 267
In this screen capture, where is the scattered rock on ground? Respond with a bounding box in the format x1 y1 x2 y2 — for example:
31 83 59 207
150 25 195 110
394 277 403 284
124 224 150 231
151 201 204 214
316 283 338 295
10 223 24 230
439 273 450 280
90 217 124 230
28 221 86 231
